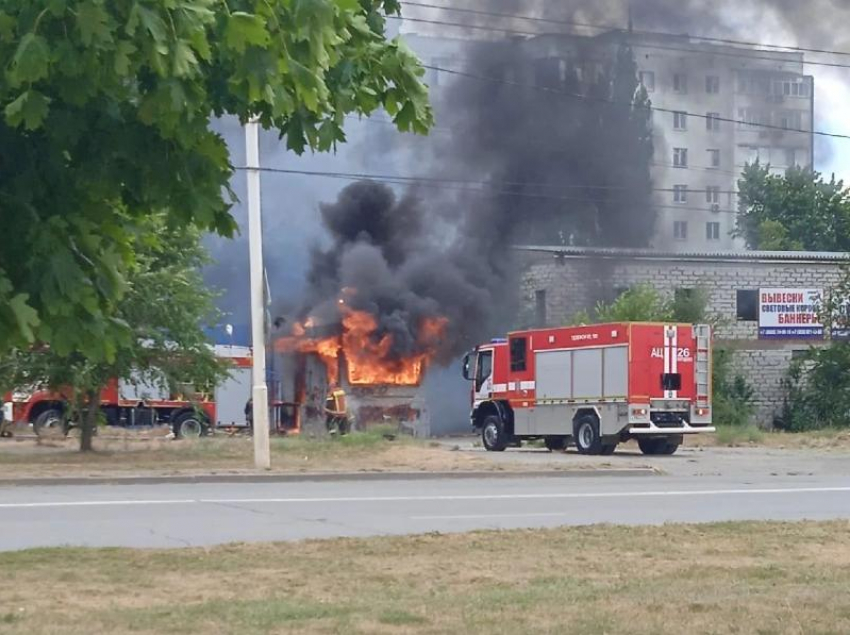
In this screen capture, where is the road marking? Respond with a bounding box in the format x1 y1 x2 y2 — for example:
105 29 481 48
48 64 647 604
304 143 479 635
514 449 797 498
0 486 849 509
0 499 196 509
412 512 576 520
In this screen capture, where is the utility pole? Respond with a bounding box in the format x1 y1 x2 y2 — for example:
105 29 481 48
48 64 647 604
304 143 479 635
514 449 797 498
246 118 271 469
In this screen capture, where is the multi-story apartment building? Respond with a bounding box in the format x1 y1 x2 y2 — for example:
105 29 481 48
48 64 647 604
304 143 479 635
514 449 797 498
401 26 815 252
612 31 814 251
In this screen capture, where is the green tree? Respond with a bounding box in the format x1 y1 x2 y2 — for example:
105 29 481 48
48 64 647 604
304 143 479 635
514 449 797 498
7 216 230 451
736 163 850 251
596 43 656 247
0 0 433 359
781 266 850 431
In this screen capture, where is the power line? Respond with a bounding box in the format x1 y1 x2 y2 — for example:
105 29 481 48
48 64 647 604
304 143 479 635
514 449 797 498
347 111 746 178
392 14 850 71
423 63 850 141
401 1 850 61
237 165 740 195
234 165 742 215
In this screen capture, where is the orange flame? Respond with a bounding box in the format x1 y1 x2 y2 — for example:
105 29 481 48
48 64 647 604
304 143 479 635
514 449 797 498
275 306 447 386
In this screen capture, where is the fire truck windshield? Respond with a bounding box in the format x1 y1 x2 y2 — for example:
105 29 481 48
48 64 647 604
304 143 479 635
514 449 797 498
462 351 476 381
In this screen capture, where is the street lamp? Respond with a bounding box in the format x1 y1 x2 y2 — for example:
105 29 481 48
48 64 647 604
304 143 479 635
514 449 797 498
246 118 271 469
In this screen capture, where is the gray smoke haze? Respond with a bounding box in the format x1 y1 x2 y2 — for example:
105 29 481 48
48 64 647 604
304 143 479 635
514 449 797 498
206 0 850 432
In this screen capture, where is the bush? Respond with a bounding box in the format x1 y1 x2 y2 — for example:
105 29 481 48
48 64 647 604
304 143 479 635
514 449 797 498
781 344 850 432
712 348 755 427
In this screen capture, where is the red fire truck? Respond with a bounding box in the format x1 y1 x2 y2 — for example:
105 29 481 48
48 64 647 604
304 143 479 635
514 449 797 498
2 346 253 438
462 323 714 455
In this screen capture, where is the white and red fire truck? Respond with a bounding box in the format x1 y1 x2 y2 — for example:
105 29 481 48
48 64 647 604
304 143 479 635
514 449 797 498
462 322 714 455
2 346 253 438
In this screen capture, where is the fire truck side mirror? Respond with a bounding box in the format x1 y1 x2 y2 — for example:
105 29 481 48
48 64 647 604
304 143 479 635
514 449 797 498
462 353 473 381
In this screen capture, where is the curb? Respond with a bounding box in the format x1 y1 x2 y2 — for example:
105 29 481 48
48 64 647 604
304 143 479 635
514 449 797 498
0 468 658 488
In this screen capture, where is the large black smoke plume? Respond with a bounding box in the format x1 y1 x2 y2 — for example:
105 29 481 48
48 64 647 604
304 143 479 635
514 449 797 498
295 2 663 364
299 180 512 365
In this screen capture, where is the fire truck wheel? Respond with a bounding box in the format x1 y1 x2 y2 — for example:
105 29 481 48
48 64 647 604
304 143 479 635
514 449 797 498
544 437 567 452
574 415 602 455
600 442 618 456
481 414 508 452
173 412 208 439
638 437 681 456
33 409 67 438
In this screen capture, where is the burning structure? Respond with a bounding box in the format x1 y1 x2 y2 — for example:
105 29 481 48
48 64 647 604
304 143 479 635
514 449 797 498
273 182 472 434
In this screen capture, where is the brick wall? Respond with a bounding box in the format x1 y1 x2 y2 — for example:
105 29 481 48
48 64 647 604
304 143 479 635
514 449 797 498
519 248 846 426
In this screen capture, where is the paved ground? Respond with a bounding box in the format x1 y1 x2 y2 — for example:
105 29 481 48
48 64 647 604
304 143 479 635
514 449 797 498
441 439 850 480
1 444 849 551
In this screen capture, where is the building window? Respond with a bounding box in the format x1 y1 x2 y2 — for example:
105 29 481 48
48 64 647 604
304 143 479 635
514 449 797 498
639 71 655 92
786 148 799 167
510 337 528 372
673 185 688 203
706 75 720 94
778 111 803 131
675 288 695 303
707 149 721 168
674 221 688 240
673 73 688 93
673 148 688 168
738 108 768 130
738 75 769 96
706 222 721 241
706 186 720 204
535 290 547 327
673 111 688 130
737 290 759 321
706 112 721 132
774 78 810 98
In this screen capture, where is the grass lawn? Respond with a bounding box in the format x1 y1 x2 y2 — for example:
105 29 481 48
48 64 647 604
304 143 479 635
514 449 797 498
691 425 850 450
1 521 849 634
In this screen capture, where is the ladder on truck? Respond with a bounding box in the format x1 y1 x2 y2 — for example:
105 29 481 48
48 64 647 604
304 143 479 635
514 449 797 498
694 325 711 407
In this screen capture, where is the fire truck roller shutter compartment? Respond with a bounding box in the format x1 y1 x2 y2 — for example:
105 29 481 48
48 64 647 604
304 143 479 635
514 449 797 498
216 367 252 426
534 346 628 436
533 350 572 436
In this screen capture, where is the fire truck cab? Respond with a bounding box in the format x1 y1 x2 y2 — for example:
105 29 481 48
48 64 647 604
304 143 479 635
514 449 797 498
462 323 714 456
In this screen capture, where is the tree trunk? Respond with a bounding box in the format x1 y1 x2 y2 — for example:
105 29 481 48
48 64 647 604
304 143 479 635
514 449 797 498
79 389 99 453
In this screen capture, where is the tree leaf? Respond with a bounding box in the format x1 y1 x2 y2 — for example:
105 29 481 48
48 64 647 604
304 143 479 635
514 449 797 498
172 40 198 77
4 90 51 130
0 12 14 40
76 0 112 46
9 294 39 342
12 33 50 83
333 0 361 11
225 12 270 53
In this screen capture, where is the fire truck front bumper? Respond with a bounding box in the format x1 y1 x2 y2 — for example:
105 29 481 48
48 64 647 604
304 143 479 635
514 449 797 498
626 402 714 435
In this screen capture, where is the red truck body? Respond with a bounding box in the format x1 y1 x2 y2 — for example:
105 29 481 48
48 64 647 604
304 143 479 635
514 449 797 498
463 322 714 455
2 346 253 437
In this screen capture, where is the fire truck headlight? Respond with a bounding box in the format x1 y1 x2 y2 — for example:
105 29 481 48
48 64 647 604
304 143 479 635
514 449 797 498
629 407 649 421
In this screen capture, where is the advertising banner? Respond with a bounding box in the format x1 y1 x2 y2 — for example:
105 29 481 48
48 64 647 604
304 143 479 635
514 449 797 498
758 288 824 340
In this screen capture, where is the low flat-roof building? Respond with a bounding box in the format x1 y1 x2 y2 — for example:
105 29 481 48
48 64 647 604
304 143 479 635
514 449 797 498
519 246 848 427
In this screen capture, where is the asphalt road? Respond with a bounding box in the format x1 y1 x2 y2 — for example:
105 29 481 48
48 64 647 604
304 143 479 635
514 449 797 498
2 462 850 551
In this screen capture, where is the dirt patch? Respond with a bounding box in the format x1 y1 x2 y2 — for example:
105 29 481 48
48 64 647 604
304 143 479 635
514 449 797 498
0 430 619 479
1 521 849 634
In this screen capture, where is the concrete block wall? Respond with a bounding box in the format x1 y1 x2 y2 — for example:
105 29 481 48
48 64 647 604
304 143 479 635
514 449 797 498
519 249 846 427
